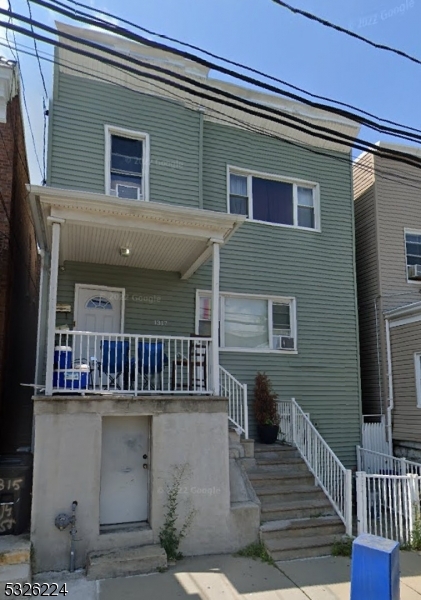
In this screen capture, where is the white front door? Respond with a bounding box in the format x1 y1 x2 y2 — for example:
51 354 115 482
75 286 122 334
73 286 123 370
99 416 150 525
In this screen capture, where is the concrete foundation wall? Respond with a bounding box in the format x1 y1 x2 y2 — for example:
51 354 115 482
31 396 259 573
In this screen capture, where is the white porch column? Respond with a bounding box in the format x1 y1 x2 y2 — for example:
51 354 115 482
211 240 221 395
44 218 64 395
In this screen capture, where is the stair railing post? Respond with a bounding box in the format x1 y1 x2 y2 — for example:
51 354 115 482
356 471 367 536
243 383 248 439
345 469 353 536
291 397 297 446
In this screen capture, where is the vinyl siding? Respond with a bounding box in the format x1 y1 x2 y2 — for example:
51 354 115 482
353 153 383 415
49 73 201 207
49 75 361 467
390 320 421 443
375 154 421 312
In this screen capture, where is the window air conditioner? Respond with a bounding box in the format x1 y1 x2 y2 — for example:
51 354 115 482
115 183 142 200
273 335 295 350
408 264 421 280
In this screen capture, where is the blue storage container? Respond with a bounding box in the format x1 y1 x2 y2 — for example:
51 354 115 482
54 346 72 369
53 367 89 390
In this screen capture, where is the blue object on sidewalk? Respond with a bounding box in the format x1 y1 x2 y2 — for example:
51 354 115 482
350 534 399 600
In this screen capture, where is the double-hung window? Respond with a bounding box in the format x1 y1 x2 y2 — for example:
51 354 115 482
105 125 149 201
197 291 296 352
228 168 319 231
405 230 421 280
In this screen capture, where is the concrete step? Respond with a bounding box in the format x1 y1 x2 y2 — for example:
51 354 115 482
86 544 167 580
260 515 345 540
0 564 31 600
256 485 328 505
0 535 31 566
254 459 308 471
247 469 315 486
254 446 300 460
261 498 335 522
266 533 340 562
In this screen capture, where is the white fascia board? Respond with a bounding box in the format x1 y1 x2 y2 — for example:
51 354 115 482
27 184 245 242
385 300 421 325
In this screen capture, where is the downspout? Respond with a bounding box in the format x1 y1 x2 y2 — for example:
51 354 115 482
198 108 204 209
385 317 394 455
374 297 383 415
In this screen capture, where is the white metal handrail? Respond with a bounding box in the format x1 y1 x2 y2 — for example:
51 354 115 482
51 330 212 395
219 366 248 438
279 398 353 536
357 446 421 477
356 471 421 545
276 400 294 445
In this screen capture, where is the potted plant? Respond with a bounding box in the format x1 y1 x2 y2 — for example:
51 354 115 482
253 372 280 444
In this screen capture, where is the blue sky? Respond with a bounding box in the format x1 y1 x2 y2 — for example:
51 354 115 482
4 0 421 182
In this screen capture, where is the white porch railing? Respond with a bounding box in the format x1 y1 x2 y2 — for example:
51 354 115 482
276 400 294 445
219 366 248 438
277 398 353 536
52 330 212 395
356 471 421 545
357 446 421 477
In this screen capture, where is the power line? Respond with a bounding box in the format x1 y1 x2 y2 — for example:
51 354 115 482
3 36 421 198
5 2 43 180
3 11 421 172
31 0 421 145
42 0 421 136
271 0 421 69
25 0 48 98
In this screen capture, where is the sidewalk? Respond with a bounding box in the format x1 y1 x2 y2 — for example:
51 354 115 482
38 551 421 600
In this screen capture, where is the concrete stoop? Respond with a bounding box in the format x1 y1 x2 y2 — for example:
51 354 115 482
0 535 32 600
247 443 345 562
86 544 167 580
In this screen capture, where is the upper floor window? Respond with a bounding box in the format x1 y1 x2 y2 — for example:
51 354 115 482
228 167 320 231
196 291 297 352
405 231 421 281
105 125 150 201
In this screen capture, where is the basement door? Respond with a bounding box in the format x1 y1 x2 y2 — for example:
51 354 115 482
99 416 150 526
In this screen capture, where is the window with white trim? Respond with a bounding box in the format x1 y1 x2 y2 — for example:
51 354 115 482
105 126 149 201
405 231 421 280
228 168 319 230
197 292 296 352
415 353 421 408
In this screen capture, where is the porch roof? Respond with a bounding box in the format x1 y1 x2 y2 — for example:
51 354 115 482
27 185 245 278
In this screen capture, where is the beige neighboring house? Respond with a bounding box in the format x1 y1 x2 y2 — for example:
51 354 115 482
354 142 421 461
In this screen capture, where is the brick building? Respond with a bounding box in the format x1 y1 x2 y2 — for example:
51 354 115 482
0 60 39 452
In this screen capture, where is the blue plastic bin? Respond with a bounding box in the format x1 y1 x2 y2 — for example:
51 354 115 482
54 346 72 369
53 367 89 390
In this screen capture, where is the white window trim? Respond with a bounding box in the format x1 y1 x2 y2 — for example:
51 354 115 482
414 352 421 408
195 289 297 354
404 227 421 285
226 165 321 232
104 125 150 201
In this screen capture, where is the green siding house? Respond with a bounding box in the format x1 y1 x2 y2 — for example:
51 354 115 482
27 23 363 571
30 22 361 467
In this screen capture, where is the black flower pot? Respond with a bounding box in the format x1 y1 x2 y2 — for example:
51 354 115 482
257 424 279 444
